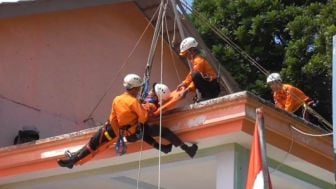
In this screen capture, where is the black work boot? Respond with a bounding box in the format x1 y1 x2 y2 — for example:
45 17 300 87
181 143 198 158
57 147 91 169
57 157 77 169
153 143 173 154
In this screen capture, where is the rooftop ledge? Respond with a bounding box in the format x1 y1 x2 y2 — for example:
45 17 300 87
0 91 333 184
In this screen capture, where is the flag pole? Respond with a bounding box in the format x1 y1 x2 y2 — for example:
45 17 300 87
256 108 270 189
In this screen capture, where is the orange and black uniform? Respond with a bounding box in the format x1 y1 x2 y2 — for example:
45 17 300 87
182 55 220 100
272 84 319 126
58 91 197 169
109 92 148 137
137 98 186 153
273 84 311 113
58 92 146 169
140 92 197 157
88 92 149 152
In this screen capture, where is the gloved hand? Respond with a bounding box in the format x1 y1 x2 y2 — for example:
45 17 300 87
182 87 189 98
177 83 185 91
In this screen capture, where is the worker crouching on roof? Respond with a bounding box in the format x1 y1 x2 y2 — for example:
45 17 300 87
266 73 318 125
177 37 220 102
57 74 197 169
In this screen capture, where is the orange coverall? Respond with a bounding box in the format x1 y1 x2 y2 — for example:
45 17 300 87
273 84 311 113
109 92 148 136
181 55 217 92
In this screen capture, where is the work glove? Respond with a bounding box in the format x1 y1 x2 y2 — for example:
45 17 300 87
177 83 185 91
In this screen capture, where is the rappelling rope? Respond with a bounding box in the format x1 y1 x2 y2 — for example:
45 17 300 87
158 2 169 188
164 12 182 82
270 125 294 174
140 0 166 100
84 6 160 123
136 125 145 189
270 123 332 176
290 124 332 137
136 1 167 189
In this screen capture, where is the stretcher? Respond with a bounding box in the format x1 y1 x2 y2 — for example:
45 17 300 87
153 88 186 117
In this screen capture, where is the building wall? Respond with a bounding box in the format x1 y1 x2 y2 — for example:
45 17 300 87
0 2 189 147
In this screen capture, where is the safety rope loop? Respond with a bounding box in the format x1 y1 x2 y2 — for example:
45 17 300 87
140 66 152 100
290 124 332 137
135 124 144 140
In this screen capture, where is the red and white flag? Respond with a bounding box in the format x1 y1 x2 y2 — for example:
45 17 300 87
246 123 272 189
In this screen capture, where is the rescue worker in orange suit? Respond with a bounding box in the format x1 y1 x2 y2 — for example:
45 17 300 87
140 82 198 156
266 73 318 125
177 37 220 102
142 83 173 119
57 74 197 169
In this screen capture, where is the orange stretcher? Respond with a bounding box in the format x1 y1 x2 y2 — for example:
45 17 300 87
152 88 186 117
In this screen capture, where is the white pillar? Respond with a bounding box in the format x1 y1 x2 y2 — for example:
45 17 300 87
216 146 235 189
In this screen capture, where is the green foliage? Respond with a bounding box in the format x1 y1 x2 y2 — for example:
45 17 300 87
192 0 335 121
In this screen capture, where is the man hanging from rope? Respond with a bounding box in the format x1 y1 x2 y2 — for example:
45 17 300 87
177 37 220 102
266 73 330 131
58 74 197 169
141 82 198 156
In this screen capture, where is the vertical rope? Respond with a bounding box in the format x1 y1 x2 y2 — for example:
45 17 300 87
158 5 163 189
136 126 145 189
84 6 161 122
158 1 168 188
136 3 165 189
164 14 182 82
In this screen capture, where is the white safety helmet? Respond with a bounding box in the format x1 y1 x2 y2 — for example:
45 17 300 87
123 74 143 89
180 37 198 55
266 73 282 84
154 83 171 101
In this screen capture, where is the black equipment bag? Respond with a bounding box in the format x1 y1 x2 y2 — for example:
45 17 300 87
14 126 39 145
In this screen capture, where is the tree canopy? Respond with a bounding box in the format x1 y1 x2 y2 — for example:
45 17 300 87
191 0 336 121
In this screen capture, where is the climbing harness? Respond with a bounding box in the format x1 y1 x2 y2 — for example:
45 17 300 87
114 124 144 156
115 127 129 156
115 130 127 156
